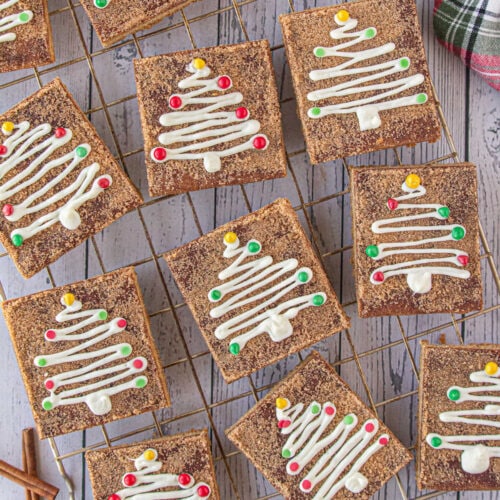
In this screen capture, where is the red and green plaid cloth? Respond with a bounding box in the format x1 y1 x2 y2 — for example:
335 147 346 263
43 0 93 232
433 0 500 90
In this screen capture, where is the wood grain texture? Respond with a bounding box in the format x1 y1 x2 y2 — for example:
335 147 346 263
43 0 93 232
0 0 498 499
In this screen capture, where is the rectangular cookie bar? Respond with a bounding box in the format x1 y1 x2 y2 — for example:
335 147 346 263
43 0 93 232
1 266 170 439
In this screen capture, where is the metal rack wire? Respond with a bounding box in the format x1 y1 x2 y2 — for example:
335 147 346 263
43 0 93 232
0 0 498 499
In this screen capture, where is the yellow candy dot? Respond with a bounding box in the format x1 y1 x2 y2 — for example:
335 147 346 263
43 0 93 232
276 397 288 410
192 58 206 70
405 174 421 189
2 121 14 134
485 361 498 375
63 293 75 306
336 9 350 22
224 232 238 244
143 449 156 461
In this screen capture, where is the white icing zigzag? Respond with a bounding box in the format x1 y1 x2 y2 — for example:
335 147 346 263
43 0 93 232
276 398 389 499
307 10 428 131
207 232 326 355
109 448 212 500
150 58 269 173
0 121 112 247
426 362 500 475
0 0 33 44
366 174 470 294
33 293 147 416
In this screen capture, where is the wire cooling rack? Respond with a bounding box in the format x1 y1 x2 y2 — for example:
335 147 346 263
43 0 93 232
0 0 499 499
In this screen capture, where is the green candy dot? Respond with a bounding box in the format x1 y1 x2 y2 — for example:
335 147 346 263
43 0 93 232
365 245 379 258
364 28 376 39
229 343 240 355
311 404 320 415
399 57 410 69
438 206 450 218
310 107 321 117
416 93 427 104
36 358 47 367
343 415 354 425
98 310 108 320
451 226 465 241
297 271 309 283
121 345 132 356
94 0 108 7
42 400 53 411
75 146 88 158
312 294 324 306
430 436 442 448
19 12 30 22
11 233 23 247
282 449 291 459
314 47 326 58
210 289 222 301
448 388 460 401
135 377 147 388
247 241 261 254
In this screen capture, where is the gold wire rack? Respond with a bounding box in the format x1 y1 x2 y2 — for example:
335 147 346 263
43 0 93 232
0 0 499 499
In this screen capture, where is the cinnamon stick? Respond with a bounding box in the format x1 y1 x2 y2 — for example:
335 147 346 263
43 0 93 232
22 428 40 500
0 459 58 499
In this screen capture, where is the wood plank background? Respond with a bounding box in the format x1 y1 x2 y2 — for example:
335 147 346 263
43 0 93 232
0 0 498 499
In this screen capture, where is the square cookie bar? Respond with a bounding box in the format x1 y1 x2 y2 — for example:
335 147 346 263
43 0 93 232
134 40 287 196
164 198 349 383
418 342 500 490
79 0 197 47
350 163 483 317
1 267 170 439
280 0 441 164
86 430 219 500
0 0 54 73
0 78 142 278
227 351 412 499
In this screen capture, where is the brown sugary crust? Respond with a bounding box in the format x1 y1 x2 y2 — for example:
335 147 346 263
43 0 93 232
350 163 483 317
79 0 198 47
134 40 287 197
279 0 441 164
164 198 350 383
1 267 170 439
0 78 143 278
226 351 412 499
417 342 500 490
0 0 54 73
86 429 220 500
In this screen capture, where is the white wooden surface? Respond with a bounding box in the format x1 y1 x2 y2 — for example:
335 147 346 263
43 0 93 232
0 0 498 499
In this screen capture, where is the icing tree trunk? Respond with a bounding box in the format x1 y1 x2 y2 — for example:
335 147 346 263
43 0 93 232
207 231 326 355
34 293 148 416
0 0 33 44
275 397 389 499
150 57 269 173
0 121 111 247
426 361 500 475
307 9 428 131
365 173 470 294
108 448 212 500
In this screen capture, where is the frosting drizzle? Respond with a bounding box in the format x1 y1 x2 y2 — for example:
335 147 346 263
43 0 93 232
0 0 33 44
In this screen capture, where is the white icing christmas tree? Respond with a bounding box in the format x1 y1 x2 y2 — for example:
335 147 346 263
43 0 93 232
34 292 148 416
426 361 500 475
275 397 389 499
0 120 111 247
150 57 269 173
0 0 33 44
307 8 428 131
207 231 326 355
108 448 212 500
365 173 470 294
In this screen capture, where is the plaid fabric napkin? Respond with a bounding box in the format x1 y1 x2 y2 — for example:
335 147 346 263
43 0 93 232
433 0 500 90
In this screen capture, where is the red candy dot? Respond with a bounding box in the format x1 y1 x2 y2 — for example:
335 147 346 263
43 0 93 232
133 359 144 369
289 462 299 472
45 380 55 390
325 406 335 416
458 255 469 266
365 422 375 433
117 318 127 328
108 495 121 500
387 198 398 210
197 485 210 497
253 136 268 150
153 147 167 161
54 127 66 138
278 419 291 429
301 479 312 491
2 204 13 217
0 145 7 155
123 473 136 487
169 95 182 109
178 473 191 486
45 330 56 340
97 177 110 189
217 76 232 89
235 107 249 119
373 271 385 283
379 436 389 446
